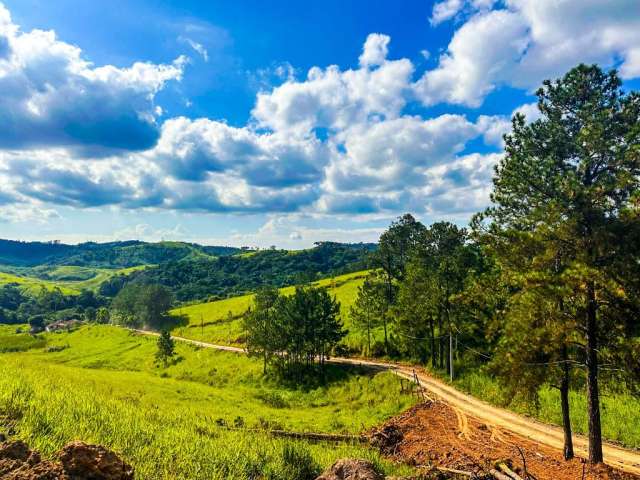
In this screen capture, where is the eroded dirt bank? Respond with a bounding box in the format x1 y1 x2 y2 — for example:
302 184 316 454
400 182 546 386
370 401 639 480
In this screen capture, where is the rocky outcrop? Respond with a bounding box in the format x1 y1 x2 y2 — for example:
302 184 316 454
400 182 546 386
0 440 133 479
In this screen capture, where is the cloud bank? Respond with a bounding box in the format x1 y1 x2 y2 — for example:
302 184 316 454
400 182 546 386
0 0 639 229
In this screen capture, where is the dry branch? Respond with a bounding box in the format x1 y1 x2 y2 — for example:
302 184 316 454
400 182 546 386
218 425 367 443
490 468 515 480
267 429 367 443
497 462 524 480
435 466 474 477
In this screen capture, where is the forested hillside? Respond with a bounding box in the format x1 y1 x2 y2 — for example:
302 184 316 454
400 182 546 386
106 242 375 301
0 241 375 326
0 239 240 267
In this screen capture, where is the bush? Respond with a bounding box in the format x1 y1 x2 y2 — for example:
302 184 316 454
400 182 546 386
255 391 289 409
45 345 68 353
278 443 319 480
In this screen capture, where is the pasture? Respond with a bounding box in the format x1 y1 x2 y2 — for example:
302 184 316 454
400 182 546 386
0 265 147 294
0 325 417 479
171 270 383 351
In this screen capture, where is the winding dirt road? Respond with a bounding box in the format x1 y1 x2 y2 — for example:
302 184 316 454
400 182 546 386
135 329 640 476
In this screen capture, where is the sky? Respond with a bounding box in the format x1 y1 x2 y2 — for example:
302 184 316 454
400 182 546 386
0 0 639 248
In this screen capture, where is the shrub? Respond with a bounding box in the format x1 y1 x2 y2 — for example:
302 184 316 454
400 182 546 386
278 443 319 480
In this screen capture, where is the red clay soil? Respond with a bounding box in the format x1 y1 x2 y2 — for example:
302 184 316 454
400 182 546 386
0 440 133 480
371 401 640 480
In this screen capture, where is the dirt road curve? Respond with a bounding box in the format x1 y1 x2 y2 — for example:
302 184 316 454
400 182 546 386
134 330 640 476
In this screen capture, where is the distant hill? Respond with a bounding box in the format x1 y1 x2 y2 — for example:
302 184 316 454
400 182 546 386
101 241 376 302
0 239 241 268
0 239 376 301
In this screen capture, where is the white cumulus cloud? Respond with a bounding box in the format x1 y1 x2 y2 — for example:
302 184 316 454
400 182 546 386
0 3 185 152
359 33 390 67
418 0 640 107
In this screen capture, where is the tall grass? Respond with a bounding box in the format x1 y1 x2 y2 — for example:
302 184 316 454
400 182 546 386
0 333 45 352
0 361 412 479
0 325 417 479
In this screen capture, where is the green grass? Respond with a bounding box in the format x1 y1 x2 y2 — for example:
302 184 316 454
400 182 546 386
0 325 417 479
0 323 45 353
171 271 385 351
0 332 45 353
0 271 80 295
0 265 147 294
452 369 640 449
57 265 147 291
0 323 28 335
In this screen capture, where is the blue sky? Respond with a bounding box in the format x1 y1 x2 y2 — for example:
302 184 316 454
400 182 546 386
1 0 639 248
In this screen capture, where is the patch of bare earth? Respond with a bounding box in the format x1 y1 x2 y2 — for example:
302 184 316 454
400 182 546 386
0 440 133 480
370 401 639 480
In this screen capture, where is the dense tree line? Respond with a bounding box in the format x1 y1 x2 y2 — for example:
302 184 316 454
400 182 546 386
0 284 106 327
243 285 345 379
0 239 239 268
115 242 374 302
348 65 640 465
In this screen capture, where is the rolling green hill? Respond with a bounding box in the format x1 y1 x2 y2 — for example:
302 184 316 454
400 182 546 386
171 270 381 351
0 265 147 294
0 271 81 295
0 240 375 305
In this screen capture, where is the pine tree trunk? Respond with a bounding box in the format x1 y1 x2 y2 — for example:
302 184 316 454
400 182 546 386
438 308 444 369
445 303 451 377
449 326 454 381
384 273 392 354
429 318 436 368
560 345 574 460
585 280 603 464
383 316 388 354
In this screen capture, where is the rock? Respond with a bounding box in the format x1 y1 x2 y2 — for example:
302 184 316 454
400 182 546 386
57 442 134 480
316 459 384 480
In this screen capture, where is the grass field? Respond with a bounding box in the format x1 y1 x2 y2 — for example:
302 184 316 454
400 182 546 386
0 325 417 479
452 369 640 449
0 271 80 295
0 265 147 294
171 270 384 351
0 324 43 352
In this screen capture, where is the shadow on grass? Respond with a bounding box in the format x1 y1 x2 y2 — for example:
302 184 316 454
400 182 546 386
154 313 189 331
267 361 380 391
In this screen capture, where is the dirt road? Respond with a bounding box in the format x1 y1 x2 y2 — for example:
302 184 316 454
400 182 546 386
134 329 640 476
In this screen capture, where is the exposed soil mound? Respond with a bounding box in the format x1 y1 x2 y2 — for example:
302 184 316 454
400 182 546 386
0 440 133 479
57 442 134 479
316 459 384 480
371 401 639 480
